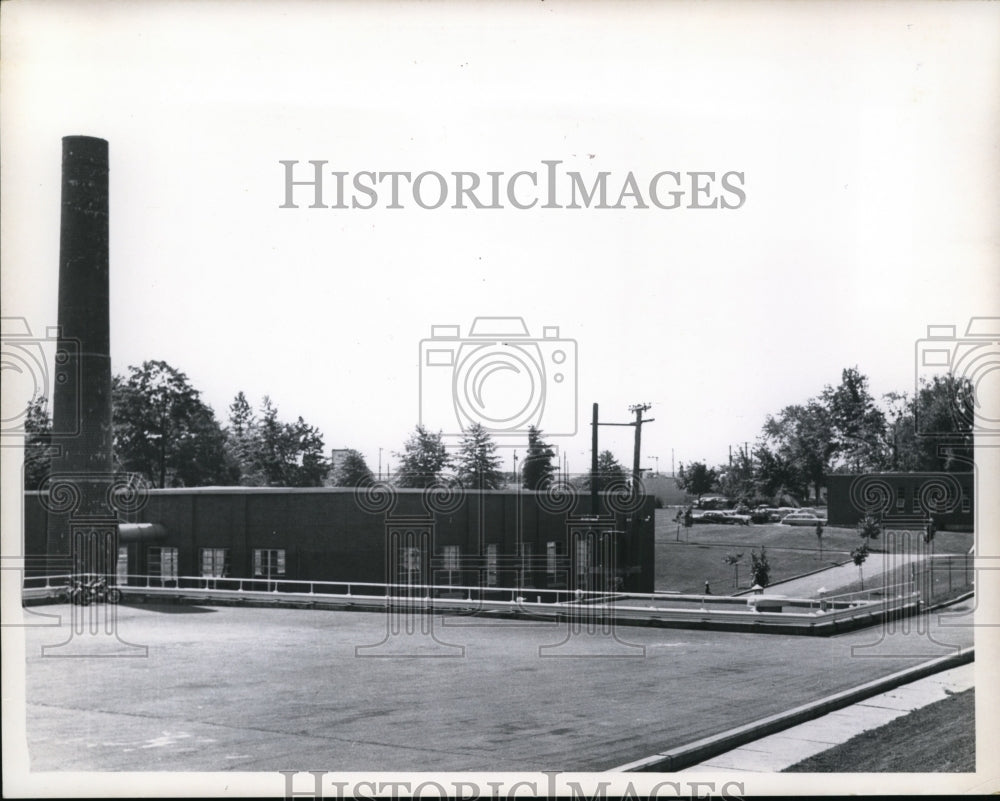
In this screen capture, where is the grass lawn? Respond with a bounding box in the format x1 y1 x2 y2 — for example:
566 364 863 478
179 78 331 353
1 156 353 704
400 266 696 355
653 509 974 596
783 688 975 772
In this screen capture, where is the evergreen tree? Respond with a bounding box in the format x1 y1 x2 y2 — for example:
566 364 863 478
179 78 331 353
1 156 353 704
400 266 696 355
456 422 504 489
583 450 627 492
287 416 330 487
521 425 556 490
226 391 264 485
248 398 330 487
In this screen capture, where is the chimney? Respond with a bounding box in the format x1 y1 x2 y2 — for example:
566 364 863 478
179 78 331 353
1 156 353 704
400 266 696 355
45 136 117 577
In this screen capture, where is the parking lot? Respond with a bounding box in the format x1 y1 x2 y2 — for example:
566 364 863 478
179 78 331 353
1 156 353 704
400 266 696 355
18 599 975 773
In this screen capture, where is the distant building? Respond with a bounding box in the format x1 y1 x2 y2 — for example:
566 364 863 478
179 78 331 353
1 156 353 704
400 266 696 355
826 472 973 531
324 448 354 486
641 474 691 507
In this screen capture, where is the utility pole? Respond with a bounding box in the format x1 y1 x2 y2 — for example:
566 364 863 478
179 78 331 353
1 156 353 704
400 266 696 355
671 448 675 478
628 403 654 482
591 403 599 515
590 402 655 515
378 447 383 481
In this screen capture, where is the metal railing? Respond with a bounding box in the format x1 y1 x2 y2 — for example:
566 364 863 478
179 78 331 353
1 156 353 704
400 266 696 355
22 572 926 622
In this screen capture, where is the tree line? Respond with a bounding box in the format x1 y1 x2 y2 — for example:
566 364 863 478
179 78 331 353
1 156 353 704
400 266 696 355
676 366 973 505
24 361 332 489
25 360 964 500
21 359 575 492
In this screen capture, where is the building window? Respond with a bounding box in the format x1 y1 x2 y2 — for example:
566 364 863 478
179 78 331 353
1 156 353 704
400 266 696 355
399 546 421 585
520 542 534 586
576 538 590 589
116 546 129 584
442 545 460 586
148 546 178 580
254 549 286 578
486 543 498 587
896 486 906 512
961 493 971 513
200 548 230 578
547 541 558 579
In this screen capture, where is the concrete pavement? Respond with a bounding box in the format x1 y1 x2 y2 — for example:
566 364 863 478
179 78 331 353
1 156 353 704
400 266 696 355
751 552 931 599
18 599 975 772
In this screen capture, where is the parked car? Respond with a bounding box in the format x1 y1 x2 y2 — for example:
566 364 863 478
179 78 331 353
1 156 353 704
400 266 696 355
780 510 827 526
693 510 750 526
751 506 783 523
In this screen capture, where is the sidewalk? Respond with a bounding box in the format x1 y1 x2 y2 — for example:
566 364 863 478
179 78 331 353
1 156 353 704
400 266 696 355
755 552 932 599
677 661 974 773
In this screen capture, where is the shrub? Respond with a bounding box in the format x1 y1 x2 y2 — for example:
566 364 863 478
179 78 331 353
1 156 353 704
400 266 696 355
749 546 771 587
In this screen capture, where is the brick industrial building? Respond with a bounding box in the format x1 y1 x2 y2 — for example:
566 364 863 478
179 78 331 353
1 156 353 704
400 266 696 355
826 472 974 530
24 486 657 593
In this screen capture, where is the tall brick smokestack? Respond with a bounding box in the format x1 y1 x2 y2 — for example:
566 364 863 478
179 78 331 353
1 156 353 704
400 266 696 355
46 136 117 576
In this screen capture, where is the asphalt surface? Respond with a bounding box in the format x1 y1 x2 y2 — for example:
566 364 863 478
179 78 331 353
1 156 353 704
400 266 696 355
19 596 976 772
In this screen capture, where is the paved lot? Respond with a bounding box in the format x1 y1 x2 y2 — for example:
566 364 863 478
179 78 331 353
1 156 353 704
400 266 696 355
20 599 975 772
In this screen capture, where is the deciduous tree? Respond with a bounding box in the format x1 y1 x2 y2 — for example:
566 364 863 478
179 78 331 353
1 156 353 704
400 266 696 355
675 460 717 498
333 448 375 487
394 425 452 488
22 395 53 490
113 361 234 488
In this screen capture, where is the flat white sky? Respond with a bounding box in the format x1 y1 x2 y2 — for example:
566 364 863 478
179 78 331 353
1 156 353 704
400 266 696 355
2 0 999 476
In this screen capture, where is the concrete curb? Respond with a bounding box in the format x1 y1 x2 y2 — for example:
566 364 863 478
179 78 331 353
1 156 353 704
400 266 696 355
732 560 851 596
925 589 975 613
611 645 974 773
